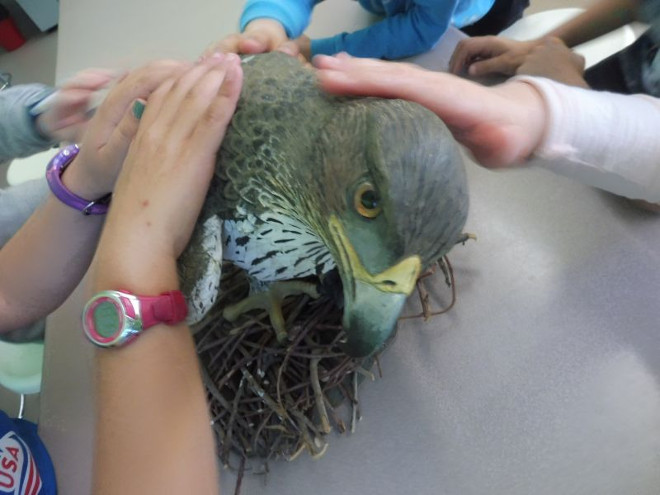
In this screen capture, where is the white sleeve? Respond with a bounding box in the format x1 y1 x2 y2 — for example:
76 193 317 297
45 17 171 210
514 76 660 203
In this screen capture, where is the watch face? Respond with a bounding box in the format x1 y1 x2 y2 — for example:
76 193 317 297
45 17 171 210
93 300 121 338
83 294 126 346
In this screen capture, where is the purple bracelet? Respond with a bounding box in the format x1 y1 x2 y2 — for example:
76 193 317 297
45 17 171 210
45 144 111 215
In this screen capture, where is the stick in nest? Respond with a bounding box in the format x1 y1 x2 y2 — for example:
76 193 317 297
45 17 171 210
194 255 458 489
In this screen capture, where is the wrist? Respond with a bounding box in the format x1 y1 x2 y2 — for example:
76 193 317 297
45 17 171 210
93 268 180 296
93 241 180 295
26 88 58 141
245 18 287 38
34 114 55 141
494 80 547 161
514 81 547 156
61 157 112 200
46 146 112 215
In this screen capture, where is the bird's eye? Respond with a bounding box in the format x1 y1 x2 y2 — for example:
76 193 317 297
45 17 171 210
354 183 382 219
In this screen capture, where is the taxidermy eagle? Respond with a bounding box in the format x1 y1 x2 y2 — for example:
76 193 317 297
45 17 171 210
180 52 468 357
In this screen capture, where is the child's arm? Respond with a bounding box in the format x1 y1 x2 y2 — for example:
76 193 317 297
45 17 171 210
316 53 660 203
207 0 318 56
546 0 641 48
311 2 455 59
0 61 188 334
0 71 114 163
516 37 591 88
450 0 642 76
33 69 115 144
240 0 317 39
91 55 242 495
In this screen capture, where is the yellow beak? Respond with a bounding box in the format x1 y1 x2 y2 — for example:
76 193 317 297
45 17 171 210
328 215 422 356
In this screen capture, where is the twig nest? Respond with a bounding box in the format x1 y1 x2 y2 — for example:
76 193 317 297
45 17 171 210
194 263 371 470
193 256 456 480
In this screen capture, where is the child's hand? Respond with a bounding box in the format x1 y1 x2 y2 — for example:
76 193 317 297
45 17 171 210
278 34 311 61
315 53 546 169
449 36 541 77
517 37 588 88
205 19 289 56
62 60 191 201
94 54 243 291
36 69 116 143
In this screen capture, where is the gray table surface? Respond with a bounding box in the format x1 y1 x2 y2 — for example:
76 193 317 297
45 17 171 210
39 1 660 494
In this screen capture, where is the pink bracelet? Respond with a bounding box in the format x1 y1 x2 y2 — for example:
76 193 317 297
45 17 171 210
45 145 111 215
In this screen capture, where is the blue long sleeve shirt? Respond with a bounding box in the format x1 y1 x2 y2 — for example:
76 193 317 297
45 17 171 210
239 0 495 59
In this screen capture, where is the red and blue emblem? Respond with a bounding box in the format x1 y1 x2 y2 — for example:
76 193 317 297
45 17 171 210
0 431 42 495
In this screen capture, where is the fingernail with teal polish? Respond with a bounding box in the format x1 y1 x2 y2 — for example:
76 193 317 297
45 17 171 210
132 100 145 120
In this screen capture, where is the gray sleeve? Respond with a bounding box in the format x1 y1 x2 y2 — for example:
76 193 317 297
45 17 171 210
0 84 58 162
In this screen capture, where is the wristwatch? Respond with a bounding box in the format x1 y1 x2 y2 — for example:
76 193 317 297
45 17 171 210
82 290 188 347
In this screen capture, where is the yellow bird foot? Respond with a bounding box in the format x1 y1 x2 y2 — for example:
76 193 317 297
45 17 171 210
222 281 320 342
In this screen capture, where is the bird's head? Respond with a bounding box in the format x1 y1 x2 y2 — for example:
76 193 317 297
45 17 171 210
302 98 469 357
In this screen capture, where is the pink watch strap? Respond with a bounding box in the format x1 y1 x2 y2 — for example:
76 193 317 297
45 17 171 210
139 291 188 329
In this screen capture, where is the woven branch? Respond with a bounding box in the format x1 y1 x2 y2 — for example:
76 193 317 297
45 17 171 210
193 257 455 485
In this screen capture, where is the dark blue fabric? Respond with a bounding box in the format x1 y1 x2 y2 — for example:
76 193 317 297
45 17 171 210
0 411 56 494
585 31 660 97
584 0 660 96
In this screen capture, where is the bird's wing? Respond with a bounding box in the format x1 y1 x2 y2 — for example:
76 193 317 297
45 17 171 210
180 214 224 325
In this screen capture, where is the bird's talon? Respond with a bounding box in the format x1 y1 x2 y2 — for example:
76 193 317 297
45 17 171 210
222 280 320 342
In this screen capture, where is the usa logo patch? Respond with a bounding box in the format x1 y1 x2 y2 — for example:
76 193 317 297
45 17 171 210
0 431 42 495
